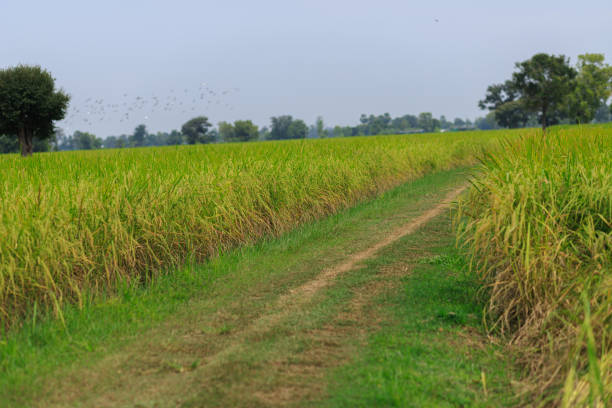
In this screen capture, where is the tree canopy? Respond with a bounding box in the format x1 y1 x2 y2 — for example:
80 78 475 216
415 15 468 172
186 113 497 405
181 116 213 144
269 116 307 140
130 124 147 147
219 120 259 142
287 119 308 139
478 80 530 128
269 116 293 140
0 65 69 156
477 53 612 131
56 130 102 151
513 53 577 130
566 54 612 124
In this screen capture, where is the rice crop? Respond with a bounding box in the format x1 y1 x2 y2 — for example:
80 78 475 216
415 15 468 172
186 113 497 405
0 132 505 329
457 126 612 406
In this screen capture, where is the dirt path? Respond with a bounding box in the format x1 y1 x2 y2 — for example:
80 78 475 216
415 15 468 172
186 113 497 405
40 184 468 408
284 185 467 301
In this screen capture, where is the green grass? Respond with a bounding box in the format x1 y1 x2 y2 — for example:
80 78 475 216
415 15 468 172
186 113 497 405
0 168 481 406
319 216 519 407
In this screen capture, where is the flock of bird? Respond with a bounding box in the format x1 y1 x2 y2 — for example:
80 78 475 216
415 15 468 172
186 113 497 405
59 83 239 133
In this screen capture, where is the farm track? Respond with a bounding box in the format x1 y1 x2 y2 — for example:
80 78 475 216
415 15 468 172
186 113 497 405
32 177 473 407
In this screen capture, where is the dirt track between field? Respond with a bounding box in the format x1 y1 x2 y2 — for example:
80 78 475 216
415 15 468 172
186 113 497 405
41 184 467 408
283 185 467 302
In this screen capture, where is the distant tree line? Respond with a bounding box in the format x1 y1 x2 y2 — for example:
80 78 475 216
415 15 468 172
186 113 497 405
0 64 508 155
16 115 310 152
47 112 494 153
2 54 612 155
0 107 552 154
327 112 495 137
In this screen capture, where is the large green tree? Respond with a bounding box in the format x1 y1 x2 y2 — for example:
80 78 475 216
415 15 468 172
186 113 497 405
478 80 530 128
512 53 577 131
0 65 69 156
218 120 258 142
287 119 308 139
181 116 213 144
232 120 258 142
417 112 434 132
566 54 612 124
269 116 307 140
269 115 293 140
479 53 579 131
130 124 147 147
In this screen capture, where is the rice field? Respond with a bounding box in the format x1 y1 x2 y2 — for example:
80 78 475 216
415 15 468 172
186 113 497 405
457 125 612 407
3 125 610 406
0 131 506 328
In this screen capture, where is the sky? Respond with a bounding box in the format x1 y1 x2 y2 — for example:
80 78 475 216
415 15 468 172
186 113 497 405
2 0 612 137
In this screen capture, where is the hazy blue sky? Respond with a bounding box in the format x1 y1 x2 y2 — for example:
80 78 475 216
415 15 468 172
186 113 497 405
3 0 612 137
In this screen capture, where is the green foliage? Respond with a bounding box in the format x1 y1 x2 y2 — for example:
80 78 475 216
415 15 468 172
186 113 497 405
101 135 129 149
417 112 434 132
287 118 307 139
478 53 612 130
479 80 531 128
439 115 452 129
360 113 392 135
73 131 102 150
0 65 69 156
130 124 147 147
594 104 611 123
512 53 577 130
1 132 56 154
219 120 258 142
454 118 465 127
181 116 213 144
57 130 102 151
567 54 612 124
316 116 328 138
269 115 293 139
103 130 184 148
166 130 184 145
332 125 357 137
474 112 500 130
218 121 234 141
233 120 258 142
353 112 447 135
268 115 307 139
258 126 270 140
332 125 343 137
0 134 19 154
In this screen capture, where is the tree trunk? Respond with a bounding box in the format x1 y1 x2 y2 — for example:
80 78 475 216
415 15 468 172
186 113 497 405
18 127 28 157
541 106 547 135
18 127 34 157
26 128 34 156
